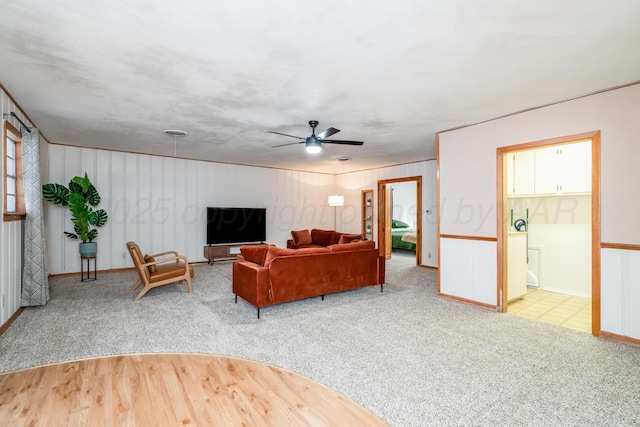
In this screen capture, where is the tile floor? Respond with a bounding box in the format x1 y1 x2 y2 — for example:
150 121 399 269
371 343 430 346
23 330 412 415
508 288 592 333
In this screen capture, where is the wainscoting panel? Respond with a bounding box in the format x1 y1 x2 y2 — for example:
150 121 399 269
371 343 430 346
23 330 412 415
0 217 21 326
440 237 497 306
441 238 472 297
601 248 640 340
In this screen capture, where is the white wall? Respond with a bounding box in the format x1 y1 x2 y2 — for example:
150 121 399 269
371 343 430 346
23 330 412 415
339 160 438 267
439 83 640 339
392 180 417 228
44 145 340 274
510 195 592 297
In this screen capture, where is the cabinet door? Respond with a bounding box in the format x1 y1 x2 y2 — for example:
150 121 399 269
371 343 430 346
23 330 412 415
559 141 591 193
534 146 560 195
506 153 515 196
513 150 535 196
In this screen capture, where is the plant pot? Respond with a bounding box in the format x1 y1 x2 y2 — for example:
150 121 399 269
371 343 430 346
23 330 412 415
79 242 97 257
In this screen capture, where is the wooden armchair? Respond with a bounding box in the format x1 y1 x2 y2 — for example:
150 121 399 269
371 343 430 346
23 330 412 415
126 241 194 301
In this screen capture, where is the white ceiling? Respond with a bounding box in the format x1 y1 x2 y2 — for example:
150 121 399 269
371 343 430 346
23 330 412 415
1 1 639 173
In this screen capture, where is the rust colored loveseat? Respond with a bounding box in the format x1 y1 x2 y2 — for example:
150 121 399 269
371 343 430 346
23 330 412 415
232 240 385 318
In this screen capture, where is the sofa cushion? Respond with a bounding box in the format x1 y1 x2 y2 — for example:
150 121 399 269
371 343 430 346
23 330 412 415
148 262 193 283
328 240 375 252
291 229 312 246
144 254 157 273
338 234 362 244
240 245 271 266
295 247 330 255
264 247 299 267
264 246 330 267
311 229 338 246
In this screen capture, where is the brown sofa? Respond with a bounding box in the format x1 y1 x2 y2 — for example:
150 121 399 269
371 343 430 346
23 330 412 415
287 228 363 249
232 240 385 318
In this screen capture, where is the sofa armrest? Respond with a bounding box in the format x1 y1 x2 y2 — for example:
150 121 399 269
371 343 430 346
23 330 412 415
232 260 272 307
286 239 296 249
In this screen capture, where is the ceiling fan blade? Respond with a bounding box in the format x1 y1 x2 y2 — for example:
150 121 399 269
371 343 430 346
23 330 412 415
322 139 364 146
317 127 340 139
268 130 305 140
272 141 303 148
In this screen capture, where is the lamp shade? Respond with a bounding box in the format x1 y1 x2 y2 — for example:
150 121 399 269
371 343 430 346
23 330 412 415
328 195 344 206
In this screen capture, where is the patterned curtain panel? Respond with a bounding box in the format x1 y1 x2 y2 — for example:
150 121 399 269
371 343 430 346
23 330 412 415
21 129 49 306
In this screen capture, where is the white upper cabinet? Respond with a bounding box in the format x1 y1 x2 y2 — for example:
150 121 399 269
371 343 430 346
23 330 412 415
533 146 561 195
512 150 535 196
558 141 591 193
510 140 591 196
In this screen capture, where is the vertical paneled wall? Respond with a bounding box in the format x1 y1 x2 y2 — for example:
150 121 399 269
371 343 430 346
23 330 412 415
44 145 337 274
440 238 497 305
339 160 438 268
1 89 32 325
601 248 640 339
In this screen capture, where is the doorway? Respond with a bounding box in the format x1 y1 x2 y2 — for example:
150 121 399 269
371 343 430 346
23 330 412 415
377 176 422 265
496 131 601 336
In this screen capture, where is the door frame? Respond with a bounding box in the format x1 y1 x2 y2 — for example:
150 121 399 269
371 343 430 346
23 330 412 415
377 176 422 265
496 130 601 336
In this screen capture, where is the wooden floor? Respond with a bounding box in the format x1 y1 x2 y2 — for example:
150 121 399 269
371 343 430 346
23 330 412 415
0 353 385 426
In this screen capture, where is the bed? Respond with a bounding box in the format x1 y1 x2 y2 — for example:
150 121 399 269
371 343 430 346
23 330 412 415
391 220 416 252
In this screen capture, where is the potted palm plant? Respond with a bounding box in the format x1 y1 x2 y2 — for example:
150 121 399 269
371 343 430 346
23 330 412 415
42 173 108 256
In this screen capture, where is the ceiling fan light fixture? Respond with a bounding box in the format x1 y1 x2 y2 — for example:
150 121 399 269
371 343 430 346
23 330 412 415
271 121 364 153
306 141 322 154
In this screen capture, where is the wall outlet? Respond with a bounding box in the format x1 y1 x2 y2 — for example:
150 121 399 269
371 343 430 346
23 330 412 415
427 251 432 258
122 252 127 261
1 294 5 308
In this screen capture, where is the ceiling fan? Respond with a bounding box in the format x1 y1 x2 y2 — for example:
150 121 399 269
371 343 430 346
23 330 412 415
269 120 364 153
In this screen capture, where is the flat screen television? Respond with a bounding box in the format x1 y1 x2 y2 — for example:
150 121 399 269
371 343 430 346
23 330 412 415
206 207 266 245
